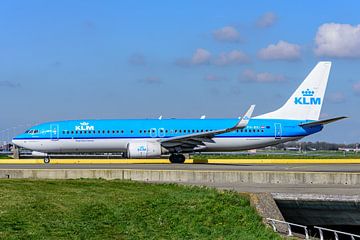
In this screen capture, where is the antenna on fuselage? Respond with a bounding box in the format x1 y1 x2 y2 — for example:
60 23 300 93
200 115 206 119
158 115 162 120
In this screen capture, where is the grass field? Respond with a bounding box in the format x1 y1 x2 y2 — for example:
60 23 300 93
0 179 280 240
0 155 10 159
193 151 360 159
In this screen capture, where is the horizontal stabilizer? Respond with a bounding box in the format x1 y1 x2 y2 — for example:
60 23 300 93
299 116 347 127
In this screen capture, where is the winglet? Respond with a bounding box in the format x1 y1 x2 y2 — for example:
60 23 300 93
232 105 255 129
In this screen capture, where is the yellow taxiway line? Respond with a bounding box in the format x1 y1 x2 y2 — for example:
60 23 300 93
0 158 360 164
205 159 360 164
0 159 173 164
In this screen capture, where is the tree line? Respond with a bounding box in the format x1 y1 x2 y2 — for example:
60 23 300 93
275 141 360 151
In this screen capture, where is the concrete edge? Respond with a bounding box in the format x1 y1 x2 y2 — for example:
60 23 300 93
249 193 287 234
1 168 360 185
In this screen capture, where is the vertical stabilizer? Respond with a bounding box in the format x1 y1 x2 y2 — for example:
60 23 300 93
255 62 331 121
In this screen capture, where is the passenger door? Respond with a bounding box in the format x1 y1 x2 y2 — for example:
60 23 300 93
274 123 282 139
50 124 59 141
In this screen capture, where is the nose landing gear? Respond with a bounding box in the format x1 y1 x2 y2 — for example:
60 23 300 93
44 156 50 164
169 154 185 164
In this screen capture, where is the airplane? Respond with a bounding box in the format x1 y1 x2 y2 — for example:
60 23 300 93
12 62 346 163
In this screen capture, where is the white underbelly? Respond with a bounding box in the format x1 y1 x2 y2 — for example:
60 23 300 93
17 136 302 153
19 138 130 153
203 136 301 151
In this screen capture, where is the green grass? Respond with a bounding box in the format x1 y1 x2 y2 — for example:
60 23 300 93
0 179 280 240
193 152 360 160
0 155 11 159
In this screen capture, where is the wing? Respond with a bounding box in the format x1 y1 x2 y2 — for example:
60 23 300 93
160 105 255 152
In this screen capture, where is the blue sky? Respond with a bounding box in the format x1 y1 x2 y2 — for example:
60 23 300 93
0 0 359 143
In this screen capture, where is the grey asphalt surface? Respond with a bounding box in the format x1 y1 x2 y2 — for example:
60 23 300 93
0 163 359 172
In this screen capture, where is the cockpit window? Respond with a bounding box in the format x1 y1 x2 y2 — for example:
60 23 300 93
27 129 39 134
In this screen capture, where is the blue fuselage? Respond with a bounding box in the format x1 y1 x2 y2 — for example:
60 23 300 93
12 118 322 154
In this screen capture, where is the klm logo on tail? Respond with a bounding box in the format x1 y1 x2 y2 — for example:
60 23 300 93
294 89 321 105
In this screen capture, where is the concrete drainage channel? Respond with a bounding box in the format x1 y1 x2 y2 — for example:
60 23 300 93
247 192 360 239
271 193 360 239
1 168 360 238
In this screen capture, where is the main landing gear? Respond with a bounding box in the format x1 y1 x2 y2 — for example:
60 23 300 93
44 156 51 164
169 154 185 164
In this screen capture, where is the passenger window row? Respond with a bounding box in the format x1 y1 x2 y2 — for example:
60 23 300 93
237 129 265 133
27 125 270 135
153 129 214 134
62 130 126 134
61 128 266 135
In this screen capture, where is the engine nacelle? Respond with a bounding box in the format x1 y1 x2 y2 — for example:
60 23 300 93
31 151 48 157
127 141 162 158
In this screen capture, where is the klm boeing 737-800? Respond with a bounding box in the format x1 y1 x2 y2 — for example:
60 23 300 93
12 62 346 163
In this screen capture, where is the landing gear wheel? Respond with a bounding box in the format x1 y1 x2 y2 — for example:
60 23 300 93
44 157 50 164
169 154 185 164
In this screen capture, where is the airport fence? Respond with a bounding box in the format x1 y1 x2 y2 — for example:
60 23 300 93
267 218 309 239
314 226 360 240
267 218 360 240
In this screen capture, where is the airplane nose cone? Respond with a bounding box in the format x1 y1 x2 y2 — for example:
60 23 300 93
12 137 24 148
12 138 20 147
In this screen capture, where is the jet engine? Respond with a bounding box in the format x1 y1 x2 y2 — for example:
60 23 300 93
126 141 163 158
31 151 48 157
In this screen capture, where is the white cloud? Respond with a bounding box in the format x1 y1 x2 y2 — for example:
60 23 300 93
128 53 146 66
256 12 277 28
191 48 211 65
0 81 21 88
241 69 286 83
139 76 162 85
353 81 360 95
203 74 226 81
320 112 330 119
214 50 249 65
176 49 249 67
213 26 241 42
327 92 346 103
258 40 301 61
314 23 360 58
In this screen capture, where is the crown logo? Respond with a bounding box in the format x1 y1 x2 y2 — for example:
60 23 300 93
80 122 89 126
302 89 314 97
